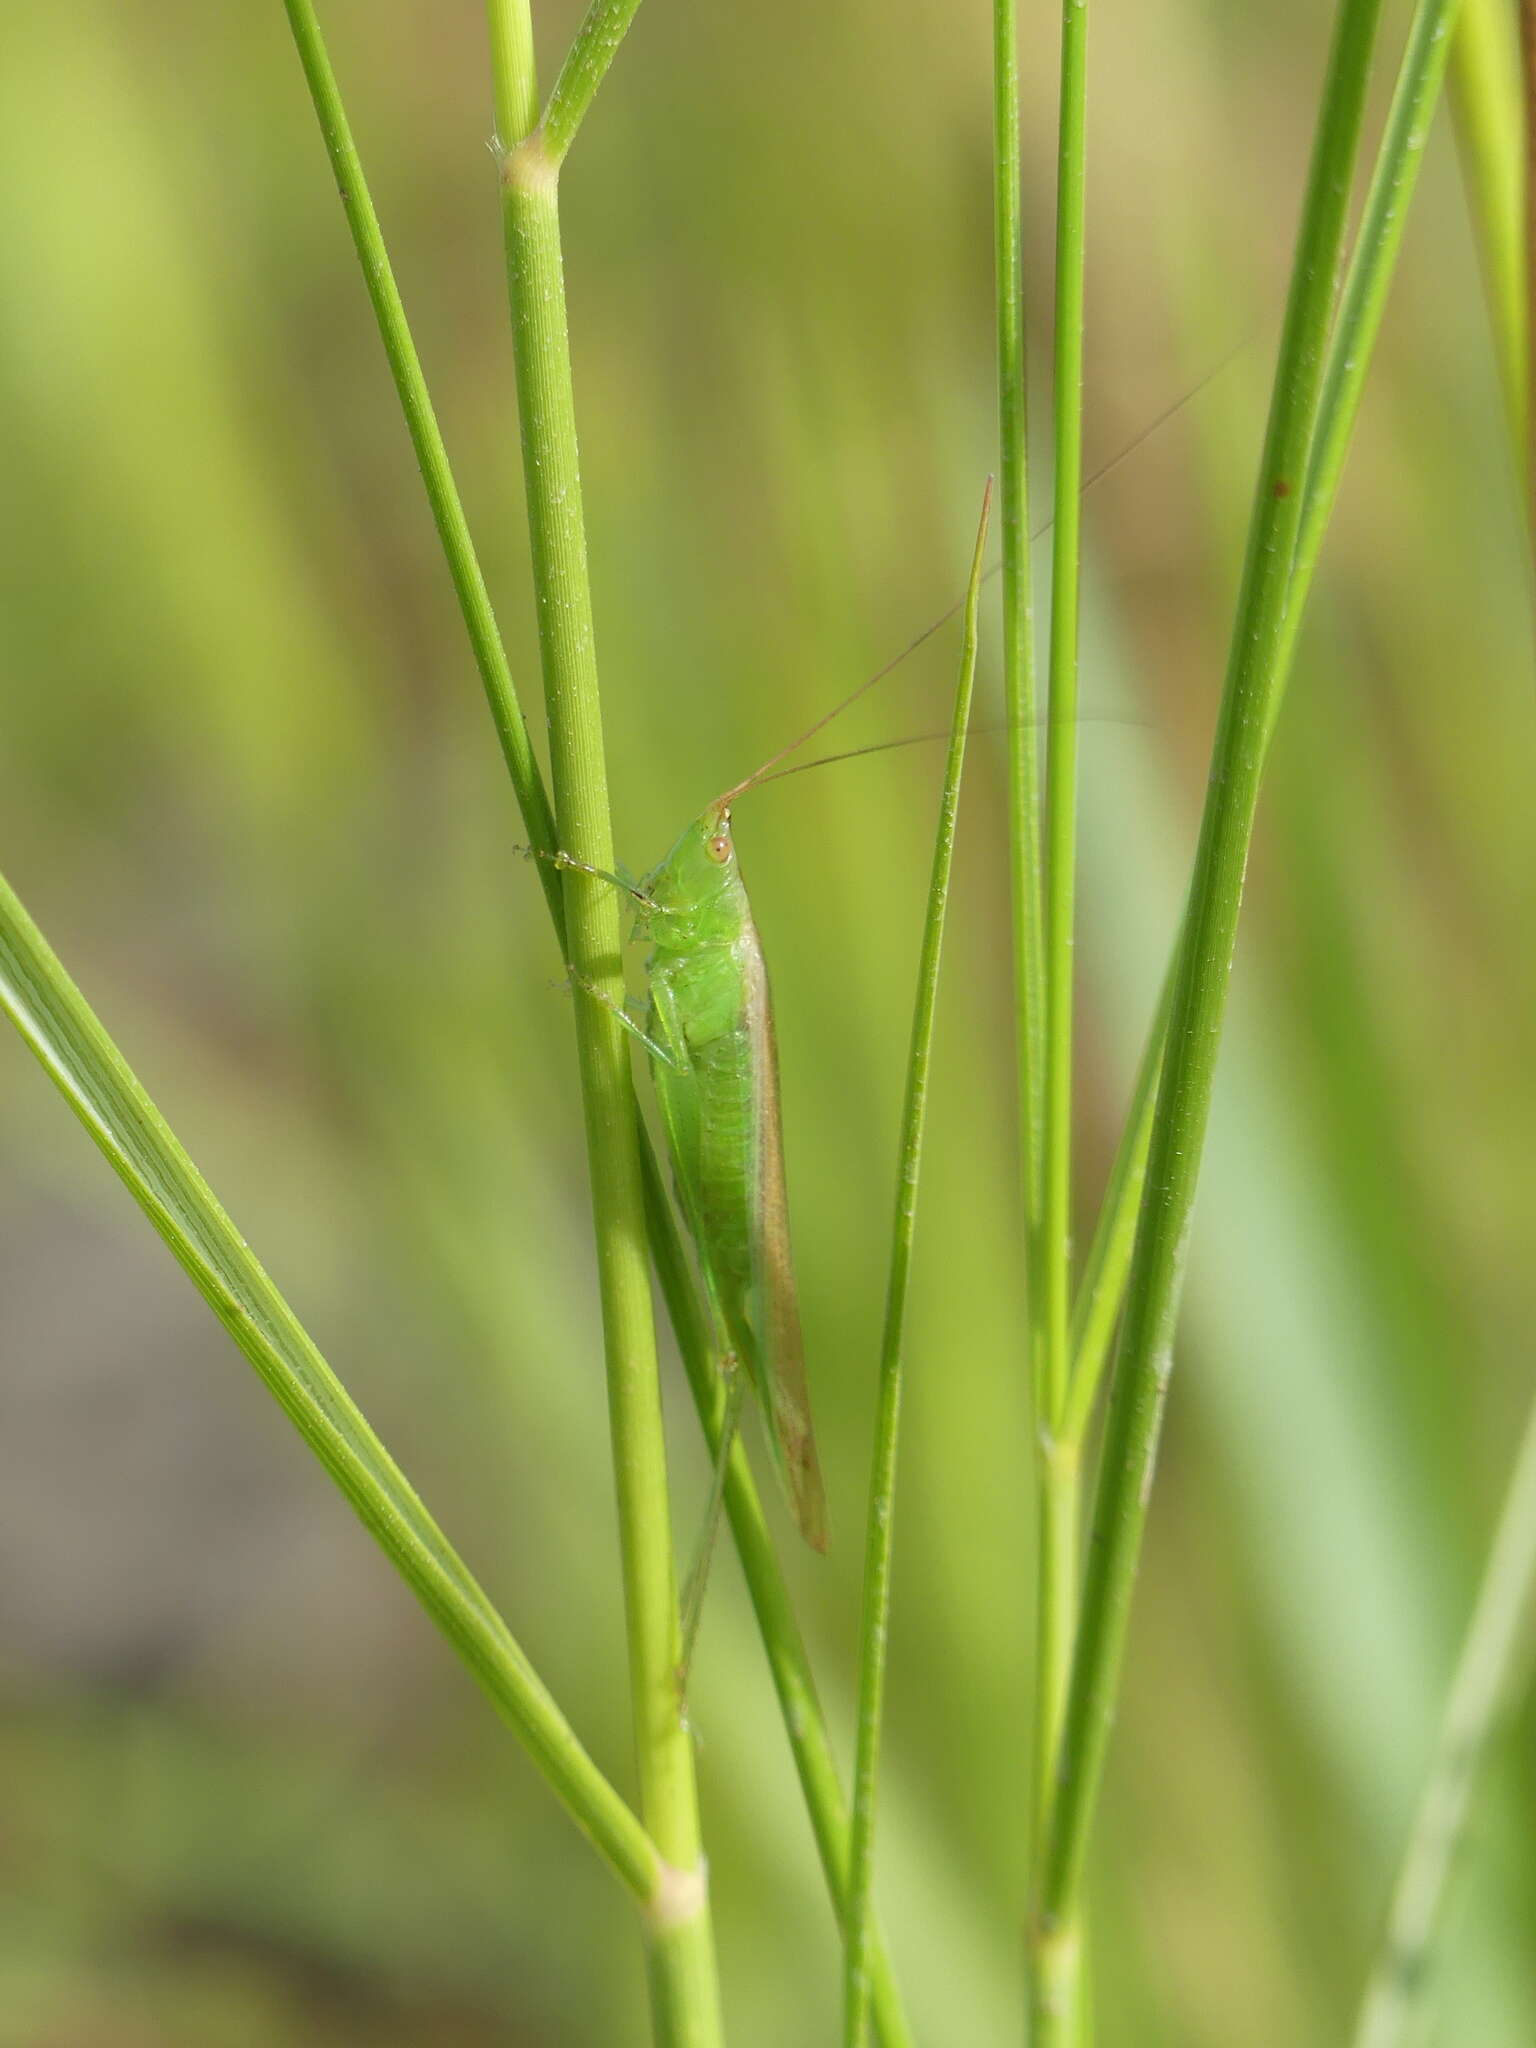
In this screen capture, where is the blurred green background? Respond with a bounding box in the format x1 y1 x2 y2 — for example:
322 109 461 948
3 0 1534 2041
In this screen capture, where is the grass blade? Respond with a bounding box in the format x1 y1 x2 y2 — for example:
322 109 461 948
1273 0 1463 744
281 0 562 937
0 864 658 1903
1036 0 1387 1973
543 0 650 165
842 482 991 2048
1353 1396 1536 2047
1061 965 1170 1446
1040 0 1090 1440
992 0 1045 1355
1450 0 1527 450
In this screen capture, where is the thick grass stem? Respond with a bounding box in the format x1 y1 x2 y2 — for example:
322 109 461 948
490 4 719 2033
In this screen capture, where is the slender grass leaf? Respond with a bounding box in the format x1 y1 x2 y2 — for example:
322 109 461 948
843 481 991 2048
0 864 657 1904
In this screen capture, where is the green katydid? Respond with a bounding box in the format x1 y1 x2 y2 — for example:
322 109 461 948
627 785 830 1549
552 688 901 1563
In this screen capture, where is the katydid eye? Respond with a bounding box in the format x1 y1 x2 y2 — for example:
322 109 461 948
707 834 731 863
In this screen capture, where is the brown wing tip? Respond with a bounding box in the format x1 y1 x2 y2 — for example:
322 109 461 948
789 1437 831 1554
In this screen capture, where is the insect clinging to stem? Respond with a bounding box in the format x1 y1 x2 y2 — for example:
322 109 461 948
549 688 861 1563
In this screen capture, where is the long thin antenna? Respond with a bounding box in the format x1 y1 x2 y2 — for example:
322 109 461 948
714 334 1250 808
753 707 1154 789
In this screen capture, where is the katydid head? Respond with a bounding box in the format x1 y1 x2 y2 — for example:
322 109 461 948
638 799 743 927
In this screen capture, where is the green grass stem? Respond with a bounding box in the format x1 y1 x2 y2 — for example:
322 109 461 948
841 485 991 2048
542 0 649 164
488 5 720 2034
1035 0 1386 1984
1352 1396 1536 2047
640 1150 913 2048
1062 967 1169 1447
1277 0 1462 724
1519 0 1536 516
992 0 1046 1311
1041 0 1089 1435
281 0 563 937
993 8 1061 2007
1031 3 1091 2034
1451 0 1527 450
0 866 658 1904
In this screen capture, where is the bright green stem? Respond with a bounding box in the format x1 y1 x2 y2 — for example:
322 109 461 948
1037 0 1386 1949
1033 1432 1082 1764
1352 1397 1536 2047
995 13 1059 1980
842 488 990 2048
281 0 562 935
1276 0 1462 734
0 867 658 1904
1518 1 1536 518
490 3 718 2028
1041 0 1088 1436
1029 1441 1083 2048
501 144 718 2044
993 0 1046 1267
1063 967 1169 1443
487 0 540 144
640 1155 913 2048
1031 5 1090 2037
1451 0 1527 452
1060 0 1458 1442
543 0 649 163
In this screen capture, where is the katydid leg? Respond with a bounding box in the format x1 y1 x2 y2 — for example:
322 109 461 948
567 969 689 1072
